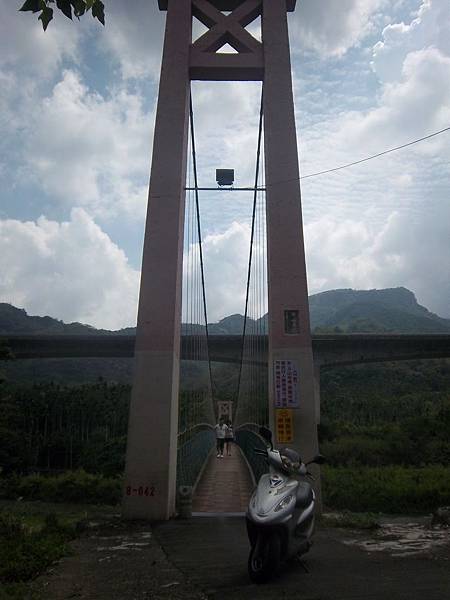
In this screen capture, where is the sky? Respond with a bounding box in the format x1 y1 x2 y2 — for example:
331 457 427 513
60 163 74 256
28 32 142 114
0 0 449 329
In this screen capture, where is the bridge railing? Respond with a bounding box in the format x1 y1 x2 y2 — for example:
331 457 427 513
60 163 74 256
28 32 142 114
235 424 268 483
177 424 215 488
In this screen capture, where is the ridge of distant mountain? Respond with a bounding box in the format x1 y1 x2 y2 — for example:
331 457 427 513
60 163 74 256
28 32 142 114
309 287 450 333
1 287 449 337
209 314 246 335
0 303 110 336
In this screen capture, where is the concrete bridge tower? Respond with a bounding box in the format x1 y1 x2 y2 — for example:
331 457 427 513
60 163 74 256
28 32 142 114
123 0 318 520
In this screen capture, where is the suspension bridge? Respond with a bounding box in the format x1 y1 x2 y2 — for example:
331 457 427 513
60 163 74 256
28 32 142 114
116 0 450 522
4 0 450 522
117 0 321 521
2 2 449 598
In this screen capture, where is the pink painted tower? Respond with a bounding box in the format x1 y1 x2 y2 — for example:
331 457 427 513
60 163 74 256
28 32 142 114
123 0 318 521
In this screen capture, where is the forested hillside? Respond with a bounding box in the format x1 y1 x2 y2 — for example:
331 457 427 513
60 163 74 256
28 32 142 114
1 290 449 515
320 359 450 467
310 287 450 333
1 359 448 477
2 286 450 336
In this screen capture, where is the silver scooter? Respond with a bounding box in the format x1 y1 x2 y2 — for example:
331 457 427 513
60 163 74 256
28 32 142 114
246 426 325 583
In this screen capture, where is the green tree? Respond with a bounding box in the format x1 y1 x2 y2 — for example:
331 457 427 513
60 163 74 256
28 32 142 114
19 0 105 31
0 342 13 387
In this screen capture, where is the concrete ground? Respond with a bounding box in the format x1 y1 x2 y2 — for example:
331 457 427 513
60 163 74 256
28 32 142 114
36 515 449 600
33 520 207 600
155 516 450 600
33 447 449 599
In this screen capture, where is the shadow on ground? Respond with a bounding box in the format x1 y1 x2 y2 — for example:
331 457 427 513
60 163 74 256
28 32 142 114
35 515 449 600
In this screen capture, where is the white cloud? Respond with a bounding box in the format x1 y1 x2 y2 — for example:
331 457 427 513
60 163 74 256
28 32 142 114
185 1 450 323
0 0 81 77
0 209 140 329
0 1 83 159
372 0 450 82
331 46 450 156
24 70 153 220
304 205 450 318
185 200 450 326
296 19 450 235
183 222 252 322
2 0 449 331
292 0 383 57
191 81 261 187
98 0 165 80
293 0 450 177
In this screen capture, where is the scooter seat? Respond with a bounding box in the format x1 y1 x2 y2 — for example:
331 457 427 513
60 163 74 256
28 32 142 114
296 482 313 508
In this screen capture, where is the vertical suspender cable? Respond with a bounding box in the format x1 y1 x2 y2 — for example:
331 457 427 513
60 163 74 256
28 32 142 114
236 89 264 422
189 92 215 417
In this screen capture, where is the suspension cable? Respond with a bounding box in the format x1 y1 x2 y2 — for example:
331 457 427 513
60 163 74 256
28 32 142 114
189 91 216 412
235 88 264 419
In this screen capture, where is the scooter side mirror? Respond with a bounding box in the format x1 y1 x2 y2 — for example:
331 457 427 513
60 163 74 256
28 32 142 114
309 454 326 465
259 426 273 448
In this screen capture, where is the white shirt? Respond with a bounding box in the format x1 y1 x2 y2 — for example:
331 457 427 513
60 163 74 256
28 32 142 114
215 424 228 439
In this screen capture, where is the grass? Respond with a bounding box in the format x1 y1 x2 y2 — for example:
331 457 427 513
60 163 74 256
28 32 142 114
0 500 119 599
322 465 450 513
0 499 119 529
0 582 43 600
0 470 121 505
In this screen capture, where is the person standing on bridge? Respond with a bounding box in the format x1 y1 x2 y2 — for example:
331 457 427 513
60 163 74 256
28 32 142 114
225 421 234 456
215 418 228 458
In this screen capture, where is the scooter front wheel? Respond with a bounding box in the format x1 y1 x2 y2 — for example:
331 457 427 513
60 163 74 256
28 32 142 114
248 532 281 584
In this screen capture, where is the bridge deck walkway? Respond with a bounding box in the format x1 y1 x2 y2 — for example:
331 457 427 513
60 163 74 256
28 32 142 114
192 444 254 513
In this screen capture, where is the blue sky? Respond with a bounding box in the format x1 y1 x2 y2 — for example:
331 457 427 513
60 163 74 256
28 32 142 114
1 0 449 328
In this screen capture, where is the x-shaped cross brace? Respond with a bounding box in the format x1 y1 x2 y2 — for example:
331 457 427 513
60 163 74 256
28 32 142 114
192 0 262 54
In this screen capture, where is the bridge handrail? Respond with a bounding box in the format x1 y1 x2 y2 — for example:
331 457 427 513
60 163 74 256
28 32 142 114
177 423 214 446
234 425 268 483
234 422 262 433
177 427 215 489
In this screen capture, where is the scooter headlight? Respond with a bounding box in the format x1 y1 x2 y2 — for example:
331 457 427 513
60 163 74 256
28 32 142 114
274 494 294 512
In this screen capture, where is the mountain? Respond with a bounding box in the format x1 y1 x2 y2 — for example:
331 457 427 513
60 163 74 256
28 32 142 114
0 303 118 336
309 287 450 334
211 288 450 334
208 314 246 335
1 287 449 337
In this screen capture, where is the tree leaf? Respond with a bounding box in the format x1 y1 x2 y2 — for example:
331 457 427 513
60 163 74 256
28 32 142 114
56 0 72 20
19 0 41 12
38 5 53 30
85 0 95 10
70 0 86 18
91 0 104 25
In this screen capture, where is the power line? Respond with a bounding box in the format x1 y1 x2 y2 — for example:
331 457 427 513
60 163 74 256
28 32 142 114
298 125 450 181
181 126 450 195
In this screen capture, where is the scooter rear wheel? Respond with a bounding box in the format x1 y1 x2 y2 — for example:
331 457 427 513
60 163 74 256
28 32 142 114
248 532 281 584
